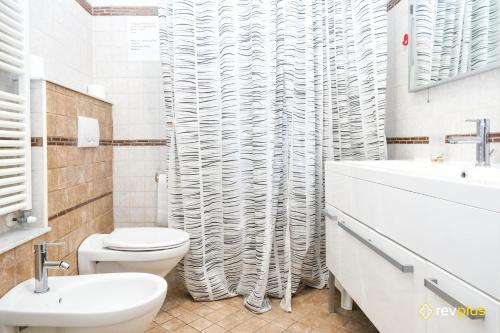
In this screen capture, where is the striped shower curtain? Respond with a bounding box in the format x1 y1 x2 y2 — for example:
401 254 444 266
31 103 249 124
159 0 387 313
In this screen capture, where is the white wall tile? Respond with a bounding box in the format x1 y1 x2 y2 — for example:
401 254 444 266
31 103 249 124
130 207 145 223
93 16 165 142
113 192 130 207
113 146 166 227
114 207 130 224
29 0 93 92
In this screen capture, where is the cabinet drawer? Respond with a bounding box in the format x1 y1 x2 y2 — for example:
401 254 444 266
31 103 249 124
326 172 500 299
335 211 426 333
424 263 500 333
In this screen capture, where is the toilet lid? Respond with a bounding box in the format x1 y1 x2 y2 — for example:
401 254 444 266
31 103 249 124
103 227 190 251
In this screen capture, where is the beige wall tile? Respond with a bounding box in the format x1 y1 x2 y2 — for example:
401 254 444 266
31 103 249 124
0 259 16 296
46 89 57 115
47 146 57 169
48 168 68 193
47 114 58 137
15 242 34 283
55 146 69 168
66 116 77 138
67 147 83 167
94 196 112 217
0 82 114 298
55 92 67 116
67 183 89 208
77 95 92 117
47 168 58 192
48 189 68 217
65 95 77 118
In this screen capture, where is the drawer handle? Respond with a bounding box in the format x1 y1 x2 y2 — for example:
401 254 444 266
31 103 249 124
337 221 414 273
424 278 486 320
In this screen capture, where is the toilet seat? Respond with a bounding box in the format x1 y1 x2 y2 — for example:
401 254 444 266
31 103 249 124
103 227 189 252
78 232 191 275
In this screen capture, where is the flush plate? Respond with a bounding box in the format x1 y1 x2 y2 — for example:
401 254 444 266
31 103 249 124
77 116 99 148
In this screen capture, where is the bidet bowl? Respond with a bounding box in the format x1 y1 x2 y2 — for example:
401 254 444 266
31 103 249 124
0 273 167 333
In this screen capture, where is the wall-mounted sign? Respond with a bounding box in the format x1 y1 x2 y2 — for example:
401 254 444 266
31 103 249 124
127 17 160 62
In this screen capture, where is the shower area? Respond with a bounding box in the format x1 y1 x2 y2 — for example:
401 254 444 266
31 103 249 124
158 0 387 313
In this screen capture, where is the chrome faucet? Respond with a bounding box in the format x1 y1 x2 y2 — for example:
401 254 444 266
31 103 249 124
34 242 70 293
447 119 493 167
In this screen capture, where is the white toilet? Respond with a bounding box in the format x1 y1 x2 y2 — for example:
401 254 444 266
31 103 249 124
78 227 190 276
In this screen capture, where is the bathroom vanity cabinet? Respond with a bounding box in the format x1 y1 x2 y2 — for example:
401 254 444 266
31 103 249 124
325 161 500 333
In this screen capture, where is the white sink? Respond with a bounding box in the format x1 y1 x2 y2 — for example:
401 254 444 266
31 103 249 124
0 273 167 333
327 160 500 212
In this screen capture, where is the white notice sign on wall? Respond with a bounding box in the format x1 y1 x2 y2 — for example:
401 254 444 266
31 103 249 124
127 17 160 62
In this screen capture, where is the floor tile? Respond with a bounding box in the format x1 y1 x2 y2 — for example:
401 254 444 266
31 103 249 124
147 326 169 333
161 318 187 332
153 272 379 333
286 322 312 333
177 309 202 324
193 304 216 317
203 324 228 333
169 306 192 317
217 315 245 331
190 317 213 331
230 316 268 333
204 310 232 323
271 316 294 330
155 311 174 324
258 323 286 333
175 325 199 333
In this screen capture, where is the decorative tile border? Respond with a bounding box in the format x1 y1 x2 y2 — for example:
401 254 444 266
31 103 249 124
74 0 158 16
445 132 500 144
75 0 93 15
47 137 167 147
31 137 43 147
387 0 402 11
100 140 113 146
110 139 167 146
388 133 500 145
47 137 77 146
492 133 500 143
387 136 429 144
49 192 112 221
92 6 158 16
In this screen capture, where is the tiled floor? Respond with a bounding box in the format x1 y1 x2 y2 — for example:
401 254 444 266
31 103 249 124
147 273 379 333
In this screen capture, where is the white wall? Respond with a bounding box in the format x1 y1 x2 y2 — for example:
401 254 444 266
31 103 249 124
29 80 47 229
93 16 165 140
29 0 94 92
386 0 500 163
29 0 167 228
93 15 167 228
113 146 165 227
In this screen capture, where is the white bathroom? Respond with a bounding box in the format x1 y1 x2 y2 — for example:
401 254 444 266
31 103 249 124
0 0 498 332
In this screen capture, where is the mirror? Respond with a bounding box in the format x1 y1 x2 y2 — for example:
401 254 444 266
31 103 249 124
409 0 500 91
